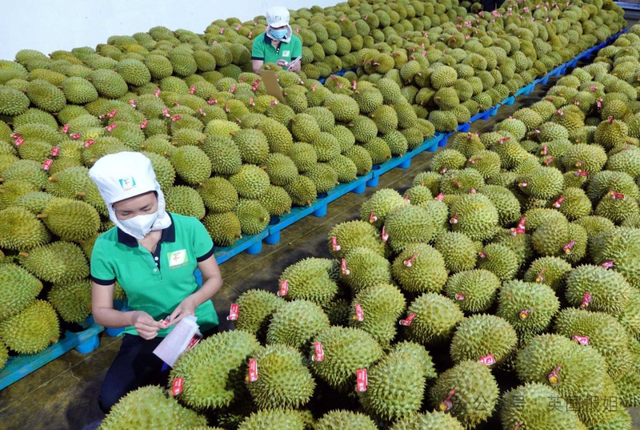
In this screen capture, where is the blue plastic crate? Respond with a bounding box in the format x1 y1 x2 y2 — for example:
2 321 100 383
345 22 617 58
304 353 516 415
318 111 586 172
0 322 104 390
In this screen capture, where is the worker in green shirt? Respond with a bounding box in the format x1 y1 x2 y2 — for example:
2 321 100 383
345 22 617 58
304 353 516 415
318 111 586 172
88 152 223 413
252 6 302 73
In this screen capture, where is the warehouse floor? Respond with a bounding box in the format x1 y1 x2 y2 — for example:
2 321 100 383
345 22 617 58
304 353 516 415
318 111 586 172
2 34 640 429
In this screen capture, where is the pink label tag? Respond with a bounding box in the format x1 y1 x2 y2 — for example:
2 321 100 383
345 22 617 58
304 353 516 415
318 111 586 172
170 377 184 396
247 359 258 382
341 259 350 276
368 212 377 223
83 139 95 148
381 226 389 242
229 84 236 94
399 313 416 326
129 99 136 108
544 157 554 166
171 115 181 122
455 293 465 301
553 196 565 208
572 335 590 345
198 107 206 116
190 86 195 95
440 389 455 411
450 212 459 224
42 159 53 171
479 354 496 366
356 369 367 392
563 241 576 255
575 170 588 177
51 146 60 156
108 109 117 118
403 252 418 268
331 236 341 251
162 108 170 118
154 88 161 97
404 194 411 203
207 99 217 105
106 123 117 132
609 191 625 200
601 261 614 269
313 342 325 362
186 334 201 350
140 119 148 129
14 137 24 147
62 124 69 134
278 280 288 297
548 365 561 385
227 303 239 321
436 193 444 201
11 132 21 139
354 303 364 321
581 292 592 309
236 24 242 30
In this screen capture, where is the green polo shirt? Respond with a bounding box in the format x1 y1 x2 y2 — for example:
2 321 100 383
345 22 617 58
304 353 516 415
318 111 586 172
90 213 218 337
251 32 302 68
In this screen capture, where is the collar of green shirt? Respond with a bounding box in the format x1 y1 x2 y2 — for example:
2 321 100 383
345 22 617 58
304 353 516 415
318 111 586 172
116 212 176 247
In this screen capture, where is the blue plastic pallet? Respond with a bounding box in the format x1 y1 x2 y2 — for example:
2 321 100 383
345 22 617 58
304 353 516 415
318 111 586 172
213 229 270 264
0 321 104 390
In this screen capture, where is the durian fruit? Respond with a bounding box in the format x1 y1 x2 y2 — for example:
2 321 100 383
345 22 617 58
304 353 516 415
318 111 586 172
616 339 640 408
389 411 464 430
278 258 338 306
327 220 385 259
0 340 7 370
523 256 573 291
38 197 101 241
236 199 270 235
165 186 208 220
258 185 292 217
450 314 518 366
266 300 330 349
359 347 427 422
246 344 315 410
169 330 261 410
429 360 499 429
392 243 448 294
168 145 211 186
202 212 242 247
47 279 92 323
340 247 392 294
198 177 238 214
359 188 410 229
444 270 500 314
403 293 464 346
619 290 640 341
232 289 284 338
348 283 405 348
500 383 588 430
309 326 383 392
448 194 499 241
237 410 306 430
517 167 565 200
554 309 633 382
434 231 477 273
284 175 317 206
477 185 520 227
565 265 632 315
0 263 43 320
384 205 434 253
0 300 59 354
497 280 560 336
18 241 89 284
0 206 51 250
476 243 519 282
98 386 208 430
314 410 378 430
590 227 640 288
229 164 271 199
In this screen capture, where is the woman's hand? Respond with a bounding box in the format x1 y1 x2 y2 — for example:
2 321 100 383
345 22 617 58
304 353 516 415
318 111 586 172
165 296 197 328
130 311 164 340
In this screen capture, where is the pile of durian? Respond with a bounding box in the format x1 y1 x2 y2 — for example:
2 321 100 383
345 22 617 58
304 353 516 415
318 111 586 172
100 24 640 430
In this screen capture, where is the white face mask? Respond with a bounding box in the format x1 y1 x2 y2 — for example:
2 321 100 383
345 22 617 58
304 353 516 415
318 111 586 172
118 212 158 240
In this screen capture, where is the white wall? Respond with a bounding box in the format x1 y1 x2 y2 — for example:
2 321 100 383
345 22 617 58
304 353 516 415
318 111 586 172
0 0 340 60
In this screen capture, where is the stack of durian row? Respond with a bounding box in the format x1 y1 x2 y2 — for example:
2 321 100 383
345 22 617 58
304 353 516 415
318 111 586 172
99 22 640 430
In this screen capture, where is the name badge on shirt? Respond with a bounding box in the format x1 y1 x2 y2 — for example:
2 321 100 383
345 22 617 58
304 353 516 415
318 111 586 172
282 50 290 57
168 249 188 268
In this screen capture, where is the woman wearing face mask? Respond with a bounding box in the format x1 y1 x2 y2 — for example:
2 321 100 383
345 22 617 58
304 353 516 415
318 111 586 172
88 152 222 413
251 6 302 73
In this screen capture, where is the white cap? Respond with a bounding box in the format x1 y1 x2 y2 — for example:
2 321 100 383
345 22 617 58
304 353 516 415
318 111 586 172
89 152 172 237
266 6 290 28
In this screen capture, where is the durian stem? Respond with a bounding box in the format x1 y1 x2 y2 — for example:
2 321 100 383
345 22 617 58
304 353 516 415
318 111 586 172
18 252 29 258
76 191 86 197
37 213 48 219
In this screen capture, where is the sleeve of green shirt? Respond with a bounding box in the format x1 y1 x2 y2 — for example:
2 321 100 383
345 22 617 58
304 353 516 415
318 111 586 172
90 237 116 285
291 35 302 58
251 34 265 60
192 219 215 262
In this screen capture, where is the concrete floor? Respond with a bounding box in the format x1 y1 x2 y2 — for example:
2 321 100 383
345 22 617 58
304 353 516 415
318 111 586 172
2 31 640 429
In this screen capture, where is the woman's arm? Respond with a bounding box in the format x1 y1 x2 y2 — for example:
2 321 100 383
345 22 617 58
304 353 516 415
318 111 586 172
166 255 223 326
92 282 164 339
252 59 264 74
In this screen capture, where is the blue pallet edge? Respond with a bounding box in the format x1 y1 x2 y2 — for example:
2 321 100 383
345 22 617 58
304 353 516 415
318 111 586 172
214 230 270 264
0 323 104 390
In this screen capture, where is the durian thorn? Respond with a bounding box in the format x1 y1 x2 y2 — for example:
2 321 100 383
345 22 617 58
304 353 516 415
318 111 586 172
259 217 266 221
37 213 48 219
164 152 171 157
172 141 179 146
18 252 29 258
76 191 86 197
306 200 312 206
48 177 59 183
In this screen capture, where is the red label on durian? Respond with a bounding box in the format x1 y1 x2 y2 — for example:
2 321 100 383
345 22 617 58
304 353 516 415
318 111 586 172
71 133 82 140
580 292 592 309
553 197 565 208
354 303 364 322
440 389 455 411
14 137 24 147
162 108 170 118
227 303 239 321
341 259 350 276
247 359 258 382
171 115 181 122
278 280 288 297
436 193 444 201
479 354 496 365
186 334 201 350
313 342 325 362
62 124 69 134
548 365 561 385
368 212 378 223
572 335 590 345
403 253 418 268
170 377 184 396
106 123 117 132
11 132 20 139
601 261 614 269
198 107 206 116
398 313 416 326
83 139 95 148
140 120 148 129
331 237 341 252
51 146 60 156
42 159 53 171
455 293 465 301
356 369 368 392
108 109 117 118
190 86 195 95
129 99 136 108
381 226 388 242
